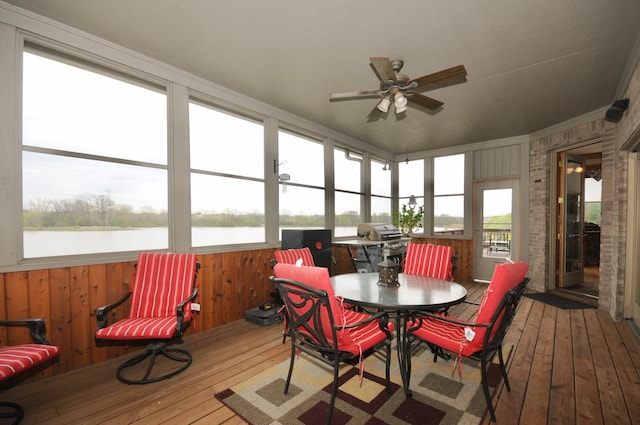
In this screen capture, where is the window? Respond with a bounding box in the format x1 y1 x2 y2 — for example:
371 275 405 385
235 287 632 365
584 174 601 225
334 147 362 237
22 49 168 257
278 130 325 236
190 101 265 246
371 158 392 223
398 159 424 208
433 154 464 234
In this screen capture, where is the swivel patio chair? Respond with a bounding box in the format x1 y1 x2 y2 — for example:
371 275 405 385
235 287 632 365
406 261 529 422
95 252 200 384
0 318 59 424
271 263 394 425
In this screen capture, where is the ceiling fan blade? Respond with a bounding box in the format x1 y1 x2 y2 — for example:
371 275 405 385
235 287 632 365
329 89 383 101
409 65 467 91
407 92 444 110
370 57 396 83
367 104 385 122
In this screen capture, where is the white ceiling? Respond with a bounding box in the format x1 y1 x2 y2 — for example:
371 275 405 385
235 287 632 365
5 0 640 155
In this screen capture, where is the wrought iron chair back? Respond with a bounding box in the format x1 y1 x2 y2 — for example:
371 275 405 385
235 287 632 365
271 263 393 425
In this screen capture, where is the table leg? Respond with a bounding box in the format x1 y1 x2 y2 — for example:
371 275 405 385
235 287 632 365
395 310 413 397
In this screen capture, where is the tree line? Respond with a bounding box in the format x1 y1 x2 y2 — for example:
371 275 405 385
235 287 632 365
23 194 398 229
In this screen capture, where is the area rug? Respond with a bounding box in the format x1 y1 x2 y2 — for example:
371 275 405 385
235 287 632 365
214 344 510 425
523 292 596 310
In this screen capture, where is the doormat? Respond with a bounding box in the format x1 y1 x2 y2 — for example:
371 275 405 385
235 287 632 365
214 344 511 425
523 292 596 310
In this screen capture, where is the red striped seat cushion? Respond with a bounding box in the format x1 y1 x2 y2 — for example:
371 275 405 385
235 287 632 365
274 248 315 266
95 317 181 340
273 263 394 356
403 243 453 280
410 261 528 356
95 252 198 340
0 344 60 381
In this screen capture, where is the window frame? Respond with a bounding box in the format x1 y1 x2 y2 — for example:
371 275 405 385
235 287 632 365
333 145 364 238
277 127 326 238
20 41 172 260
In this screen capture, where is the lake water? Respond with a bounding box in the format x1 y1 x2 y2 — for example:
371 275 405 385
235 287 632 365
24 227 357 258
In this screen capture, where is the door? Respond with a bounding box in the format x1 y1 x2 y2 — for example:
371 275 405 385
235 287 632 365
474 180 517 282
627 152 640 327
557 153 586 288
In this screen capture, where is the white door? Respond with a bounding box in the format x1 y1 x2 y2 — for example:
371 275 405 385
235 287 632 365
626 153 640 327
474 180 518 282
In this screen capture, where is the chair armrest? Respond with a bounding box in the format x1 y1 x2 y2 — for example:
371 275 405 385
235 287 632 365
0 318 52 345
176 287 199 317
333 311 392 334
176 287 199 332
95 292 131 329
410 311 490 330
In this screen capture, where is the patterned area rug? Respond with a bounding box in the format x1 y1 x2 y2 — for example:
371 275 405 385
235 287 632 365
215 344 510 425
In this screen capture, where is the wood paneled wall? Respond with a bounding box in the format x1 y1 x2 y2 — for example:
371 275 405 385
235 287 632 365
0 239 472 384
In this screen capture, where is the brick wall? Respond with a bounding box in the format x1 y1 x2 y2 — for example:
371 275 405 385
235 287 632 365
528 121 622 318
527 52 640 320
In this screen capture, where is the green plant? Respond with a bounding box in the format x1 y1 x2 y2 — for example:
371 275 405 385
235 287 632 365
393 203 424 235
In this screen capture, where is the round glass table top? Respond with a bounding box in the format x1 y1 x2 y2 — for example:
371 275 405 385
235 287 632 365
331 272 467 310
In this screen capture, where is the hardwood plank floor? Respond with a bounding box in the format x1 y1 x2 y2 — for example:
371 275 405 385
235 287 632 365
2 282 638 424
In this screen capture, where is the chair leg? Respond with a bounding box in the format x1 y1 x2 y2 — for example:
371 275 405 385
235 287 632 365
116 342 192 385
284 343 296 394
480 357 497 423
385 341 392 392
326 357 340 425
0 401 24 425
498 345 511 391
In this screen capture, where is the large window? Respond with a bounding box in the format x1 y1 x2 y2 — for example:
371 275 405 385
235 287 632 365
433 154 464 234
278 130 325 236
398 159 424 208
397 159 424 233
334 147 362 237
190 101 265 246
22 49 168 257
371 158 392 223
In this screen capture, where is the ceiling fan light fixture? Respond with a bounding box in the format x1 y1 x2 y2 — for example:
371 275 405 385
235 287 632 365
394 92 408 113
376 97 391 113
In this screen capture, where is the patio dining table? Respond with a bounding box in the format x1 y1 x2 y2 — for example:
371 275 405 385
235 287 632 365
330 272 467 396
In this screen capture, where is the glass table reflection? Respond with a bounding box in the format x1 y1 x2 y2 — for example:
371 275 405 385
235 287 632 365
330 272 467 396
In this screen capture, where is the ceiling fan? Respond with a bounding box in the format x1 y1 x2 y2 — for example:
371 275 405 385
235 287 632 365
329 57 467 119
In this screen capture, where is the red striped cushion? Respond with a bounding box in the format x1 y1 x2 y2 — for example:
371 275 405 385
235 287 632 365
274 248 315 267
129 253 198 320
0 344 60 380
95 317 179 340
340 309 395 355
403 243 453 280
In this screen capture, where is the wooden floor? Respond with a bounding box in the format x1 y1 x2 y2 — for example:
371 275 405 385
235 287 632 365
2 281 639 425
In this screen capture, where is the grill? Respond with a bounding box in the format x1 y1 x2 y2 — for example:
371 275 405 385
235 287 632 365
356 223 402 241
